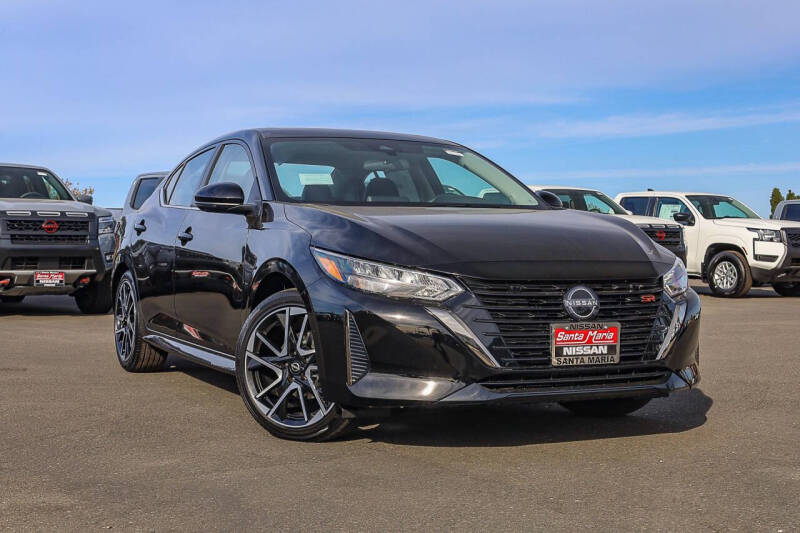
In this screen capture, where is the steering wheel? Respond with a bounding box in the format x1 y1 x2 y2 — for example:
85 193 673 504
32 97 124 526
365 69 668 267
21 192 46 199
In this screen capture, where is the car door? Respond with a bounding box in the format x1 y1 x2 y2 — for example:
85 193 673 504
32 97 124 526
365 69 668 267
653 196 702 272
131 149 217 336
173 142 258 354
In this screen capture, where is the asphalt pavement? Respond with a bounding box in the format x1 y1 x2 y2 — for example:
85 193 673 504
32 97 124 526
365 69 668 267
1 283 798 531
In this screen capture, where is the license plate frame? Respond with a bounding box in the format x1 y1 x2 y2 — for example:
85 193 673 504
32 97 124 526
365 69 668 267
551 321 621 367
34 271 65 287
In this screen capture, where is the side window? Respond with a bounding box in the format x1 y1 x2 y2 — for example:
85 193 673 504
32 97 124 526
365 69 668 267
784 204 800 221
654 197 691 220
619 196 651 215
206 144 257 200
583 194 615 214
169 149 215 207
164 165 184 203
555 193 574 209
132 178 161 209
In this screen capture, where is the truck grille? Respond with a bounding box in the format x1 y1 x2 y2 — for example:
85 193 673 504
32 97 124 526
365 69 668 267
786 229 800 248
461 277 671 369
4 218 90 245
639 225 683 247
4 257 91 270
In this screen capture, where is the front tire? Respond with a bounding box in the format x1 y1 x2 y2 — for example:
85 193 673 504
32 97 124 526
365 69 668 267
772 282 800 296
235 289 350 441
560 397 651 417
114 271 166 372
707 250 752 297
75 278 113 314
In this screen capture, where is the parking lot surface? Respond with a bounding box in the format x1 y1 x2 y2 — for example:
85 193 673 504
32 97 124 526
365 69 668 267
1 283 798 531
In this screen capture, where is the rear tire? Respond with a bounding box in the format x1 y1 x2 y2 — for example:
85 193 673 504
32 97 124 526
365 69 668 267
560 397 651 417
114 271 166 372
0 296 25 304
707 250 752 298
75 279 113 314
772 282 800 296
235 289 351 441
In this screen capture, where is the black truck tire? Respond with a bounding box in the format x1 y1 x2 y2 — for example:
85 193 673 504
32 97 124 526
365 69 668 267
74 279 113 314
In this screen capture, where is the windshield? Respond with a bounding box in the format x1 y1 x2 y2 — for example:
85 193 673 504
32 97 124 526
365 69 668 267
0 166 72 200
782 204 800 221
687 195 759 219
266 139 540 208
545 189 627 215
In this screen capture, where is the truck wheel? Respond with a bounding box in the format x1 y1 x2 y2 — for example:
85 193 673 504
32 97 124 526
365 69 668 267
560 398 651 417
707 250 752 297
0 296 25 304
771 282 800 297
74 279 113 314
114 271 166 372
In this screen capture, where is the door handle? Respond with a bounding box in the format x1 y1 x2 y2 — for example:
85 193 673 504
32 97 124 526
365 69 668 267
134 220 147 235
178 228 193 245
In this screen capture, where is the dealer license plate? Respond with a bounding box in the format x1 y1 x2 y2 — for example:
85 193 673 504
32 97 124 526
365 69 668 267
551 322 621 366
34 271 65 287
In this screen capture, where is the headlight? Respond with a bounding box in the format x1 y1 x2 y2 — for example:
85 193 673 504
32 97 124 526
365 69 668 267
311 248 463 302
98 215 115 235
663 257 688 298
748 228 782 243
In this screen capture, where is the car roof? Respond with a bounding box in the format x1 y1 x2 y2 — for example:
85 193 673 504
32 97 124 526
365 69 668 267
616 191 729 196
135 172 168 179
208 127 458 146
528 184 601 192
0 162 58 174
778 199 800 204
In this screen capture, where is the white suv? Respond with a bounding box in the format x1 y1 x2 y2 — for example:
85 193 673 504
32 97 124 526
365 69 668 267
530 186 687 263
615 191 800 297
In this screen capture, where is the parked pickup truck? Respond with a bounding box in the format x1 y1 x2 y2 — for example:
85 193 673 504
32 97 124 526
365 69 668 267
0 163 115 312
616 190 800 297
530 185 687 265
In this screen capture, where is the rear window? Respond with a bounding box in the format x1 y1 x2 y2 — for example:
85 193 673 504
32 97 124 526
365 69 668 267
619 196 651 215
131 177 161 209
782 204 800 221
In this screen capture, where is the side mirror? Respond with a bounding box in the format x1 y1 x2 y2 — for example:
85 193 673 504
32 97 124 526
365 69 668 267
77 194 93 205
538 191 564 209
194 182 256 215
673 212 694 226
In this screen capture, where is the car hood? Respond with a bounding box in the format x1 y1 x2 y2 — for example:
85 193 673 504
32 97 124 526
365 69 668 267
712 217 800 230
0 198 110 217
616 213 680 226
285 205 675 280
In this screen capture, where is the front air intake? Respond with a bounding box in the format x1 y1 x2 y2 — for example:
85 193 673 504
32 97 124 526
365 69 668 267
345 311 370 384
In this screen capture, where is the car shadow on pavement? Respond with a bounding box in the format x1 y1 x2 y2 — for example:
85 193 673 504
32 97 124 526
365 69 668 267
165 356 241 395
691 284 778 299
0 296 85 316
352 389 713 447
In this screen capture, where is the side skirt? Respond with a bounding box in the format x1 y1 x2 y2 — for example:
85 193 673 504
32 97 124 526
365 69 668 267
143 334 236 375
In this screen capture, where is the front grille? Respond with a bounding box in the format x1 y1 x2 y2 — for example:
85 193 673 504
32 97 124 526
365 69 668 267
345 312 370 384
59 257 87 270
786 229 800 248
479 364 671 393
640 225 682 247
9 257 39 270
4 218 90 245
462 277 670 369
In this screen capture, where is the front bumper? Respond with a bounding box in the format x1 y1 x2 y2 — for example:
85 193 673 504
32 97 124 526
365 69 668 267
750 240 800 284
307 277 701 409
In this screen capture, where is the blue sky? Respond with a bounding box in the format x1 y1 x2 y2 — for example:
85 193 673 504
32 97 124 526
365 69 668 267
2 0 800 215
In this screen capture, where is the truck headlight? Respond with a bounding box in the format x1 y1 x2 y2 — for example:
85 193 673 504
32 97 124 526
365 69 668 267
663 257 688 298
98 216 115 235
748 228 782 243
311 248 463 302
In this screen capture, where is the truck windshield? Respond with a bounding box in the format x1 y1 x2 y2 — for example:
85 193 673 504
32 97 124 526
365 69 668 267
266 139 540 208
544 189 627 215
687 195 759 219
0 166 72 200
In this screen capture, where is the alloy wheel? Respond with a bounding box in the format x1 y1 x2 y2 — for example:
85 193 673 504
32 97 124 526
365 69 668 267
243 306 333 429
114 278 137 362
713 260 738 291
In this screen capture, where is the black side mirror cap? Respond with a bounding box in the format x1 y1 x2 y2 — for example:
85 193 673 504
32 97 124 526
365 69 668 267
673 212 694 225
537 191 564 209
194 182 254 214
77 194 93 205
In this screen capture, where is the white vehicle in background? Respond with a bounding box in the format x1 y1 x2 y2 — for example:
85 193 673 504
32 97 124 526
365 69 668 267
615 191 800 297
529 185 687 264
772 200 800 222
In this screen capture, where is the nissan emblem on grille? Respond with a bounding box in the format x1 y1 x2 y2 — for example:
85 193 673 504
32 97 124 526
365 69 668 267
42 220 59 234
563 285 600 321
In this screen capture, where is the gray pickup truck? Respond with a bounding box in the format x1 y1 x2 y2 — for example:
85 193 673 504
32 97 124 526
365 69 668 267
0 163 115 313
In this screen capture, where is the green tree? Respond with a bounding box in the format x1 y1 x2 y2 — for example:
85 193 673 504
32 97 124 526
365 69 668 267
770 187 784 216
787 189 798 201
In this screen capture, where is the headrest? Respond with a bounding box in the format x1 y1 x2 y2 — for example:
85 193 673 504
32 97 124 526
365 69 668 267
301 184 333 201
365 178 399 198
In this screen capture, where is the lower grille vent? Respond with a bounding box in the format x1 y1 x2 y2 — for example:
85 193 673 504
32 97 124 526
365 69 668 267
480 364 671 393
345 311 369 384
